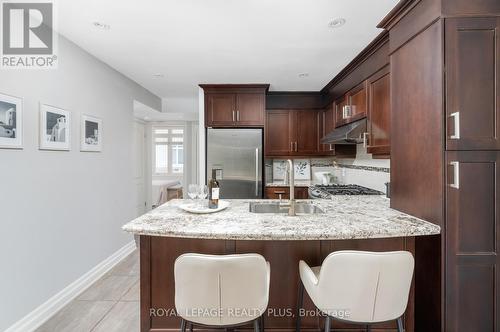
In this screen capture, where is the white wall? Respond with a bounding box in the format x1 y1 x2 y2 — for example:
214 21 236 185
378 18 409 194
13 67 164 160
0 35 161 331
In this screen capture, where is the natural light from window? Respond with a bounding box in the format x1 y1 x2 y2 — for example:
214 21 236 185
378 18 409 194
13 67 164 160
153 127 184 175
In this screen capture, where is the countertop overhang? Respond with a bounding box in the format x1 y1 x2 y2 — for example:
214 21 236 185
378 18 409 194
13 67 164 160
122 198 441 241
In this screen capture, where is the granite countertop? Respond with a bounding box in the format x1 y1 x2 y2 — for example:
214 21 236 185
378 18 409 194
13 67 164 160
122 198 440 241
266 181 313 187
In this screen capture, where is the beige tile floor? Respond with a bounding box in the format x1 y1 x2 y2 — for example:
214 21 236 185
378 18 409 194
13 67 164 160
35 250 140 332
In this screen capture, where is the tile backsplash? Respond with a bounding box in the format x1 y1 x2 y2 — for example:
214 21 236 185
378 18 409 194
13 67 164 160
266 145 390 193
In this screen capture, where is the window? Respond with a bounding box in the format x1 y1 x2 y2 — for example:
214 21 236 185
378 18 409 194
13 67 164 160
153 126 184 175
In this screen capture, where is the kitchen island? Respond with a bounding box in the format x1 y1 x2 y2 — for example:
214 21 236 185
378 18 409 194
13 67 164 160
123 198 440 332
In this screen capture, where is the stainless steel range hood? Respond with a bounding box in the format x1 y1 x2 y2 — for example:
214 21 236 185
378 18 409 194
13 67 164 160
320 118 367 144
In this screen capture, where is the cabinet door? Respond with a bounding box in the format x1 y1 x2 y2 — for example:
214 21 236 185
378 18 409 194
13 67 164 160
265 187 289 199
265 110 293 156
236 93 265 126
321 105 336 155
367 66 391 156
295 110 320 155
446 151 500 332
206 93 236 126
348 81 367 120
446 17 500 150
335 97 348 127
295 187 309 199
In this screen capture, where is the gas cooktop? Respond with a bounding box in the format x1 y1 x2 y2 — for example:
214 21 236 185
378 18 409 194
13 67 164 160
308 184 384 198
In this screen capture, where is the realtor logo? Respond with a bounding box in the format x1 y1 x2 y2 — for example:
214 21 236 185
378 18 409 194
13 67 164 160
1 0 58 69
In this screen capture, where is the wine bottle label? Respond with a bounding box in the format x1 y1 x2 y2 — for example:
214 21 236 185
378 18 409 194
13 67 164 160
211 188 219 200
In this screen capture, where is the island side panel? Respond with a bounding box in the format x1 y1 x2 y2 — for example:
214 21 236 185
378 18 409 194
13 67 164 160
234 240 322 330
140 236 416 332
140 236 227 331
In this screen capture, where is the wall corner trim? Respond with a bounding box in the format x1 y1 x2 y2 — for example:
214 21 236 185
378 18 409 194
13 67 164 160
4 240 137 332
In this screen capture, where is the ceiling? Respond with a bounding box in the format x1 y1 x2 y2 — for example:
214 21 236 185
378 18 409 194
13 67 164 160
57 0 398 113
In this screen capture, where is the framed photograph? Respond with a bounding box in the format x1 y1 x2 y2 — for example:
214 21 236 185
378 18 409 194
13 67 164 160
272 159 287 180
39 104 71 151
81 115 102 152
293 159 311 180
0 93 23 149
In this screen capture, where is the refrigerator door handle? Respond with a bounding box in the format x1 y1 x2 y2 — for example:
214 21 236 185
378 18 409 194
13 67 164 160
255 148 259 197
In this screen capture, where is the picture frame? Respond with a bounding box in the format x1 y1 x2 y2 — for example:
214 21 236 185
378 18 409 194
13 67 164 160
39 104 71 151
272 159 287 181
80 114 102 152
293 159 311 180
0 92 23 149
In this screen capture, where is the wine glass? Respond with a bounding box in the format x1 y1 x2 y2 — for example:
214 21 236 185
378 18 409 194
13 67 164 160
197 185 208 208
188 184 198 202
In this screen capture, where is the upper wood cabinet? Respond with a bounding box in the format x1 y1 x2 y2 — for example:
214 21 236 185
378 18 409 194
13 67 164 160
335 82 368 127
295 110 320 155
265 110 293 156
320 104 336 155
265 109 320 156
445 17 500 151
201 84 269 127
206 93 236 125
366 66 391 156
334 96 348 127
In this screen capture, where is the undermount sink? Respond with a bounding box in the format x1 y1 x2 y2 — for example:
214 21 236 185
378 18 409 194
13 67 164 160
249 202 324 214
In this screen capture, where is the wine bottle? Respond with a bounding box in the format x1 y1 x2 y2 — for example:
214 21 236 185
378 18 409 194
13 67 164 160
208 169 220 209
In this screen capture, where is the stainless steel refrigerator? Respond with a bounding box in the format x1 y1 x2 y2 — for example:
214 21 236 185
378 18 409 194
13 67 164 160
206 128 263 199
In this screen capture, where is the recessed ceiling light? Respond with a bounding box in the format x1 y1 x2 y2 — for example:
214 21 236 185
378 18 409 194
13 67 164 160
298 73 309 78
328 18 346 29
152 74 164 79
93 22 111 30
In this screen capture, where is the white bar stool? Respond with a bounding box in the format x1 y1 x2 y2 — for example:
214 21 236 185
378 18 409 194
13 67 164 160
296 250 414 332
174 253 270 332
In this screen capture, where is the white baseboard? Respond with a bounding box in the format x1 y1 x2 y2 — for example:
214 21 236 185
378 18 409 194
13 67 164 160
5 240 137 332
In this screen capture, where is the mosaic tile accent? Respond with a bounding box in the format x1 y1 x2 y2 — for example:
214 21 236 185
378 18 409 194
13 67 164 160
336 164 390 173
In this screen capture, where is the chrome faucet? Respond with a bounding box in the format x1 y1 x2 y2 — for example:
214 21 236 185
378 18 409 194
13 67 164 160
283 159 296 216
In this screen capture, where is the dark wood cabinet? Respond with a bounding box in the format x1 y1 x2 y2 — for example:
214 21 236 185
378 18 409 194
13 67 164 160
320 104 336 155
335 82 367 128
265 110 294 156
295 110 320 155
265 186 309 199
201 84 268 127
367 66 391 156
334 96 348 127
381 0 500 328
205 93 236 126
349 81 368 119
141 236 415 332
445 17 500 151
235 92 265 125
265 110 320 156
445 151 500 332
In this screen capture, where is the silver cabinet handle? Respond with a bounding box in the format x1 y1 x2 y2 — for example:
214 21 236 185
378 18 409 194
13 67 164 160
232 110 235 122
363 132 369 148
237 110 240 122
290 142 293 152
329 144 334 151
294 142 298 152
449 161 460 189
449 112 460 139
255 148 259 197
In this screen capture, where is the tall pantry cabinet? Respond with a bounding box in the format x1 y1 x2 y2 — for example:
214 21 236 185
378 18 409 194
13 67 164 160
379 1 500 331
